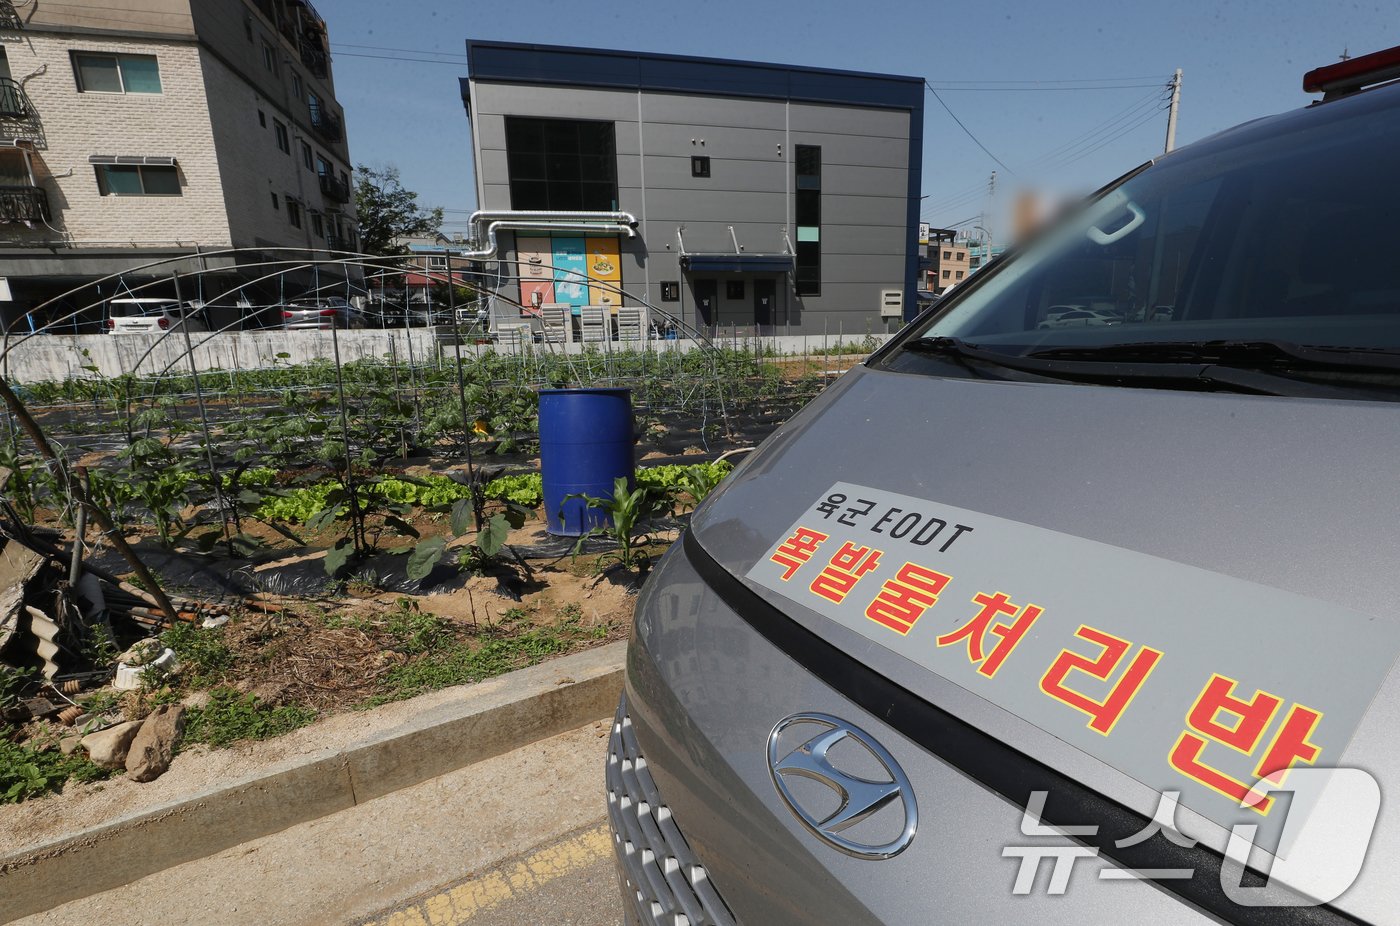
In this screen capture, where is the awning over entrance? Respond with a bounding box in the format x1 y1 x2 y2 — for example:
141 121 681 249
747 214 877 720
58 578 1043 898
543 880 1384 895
680 253 793 274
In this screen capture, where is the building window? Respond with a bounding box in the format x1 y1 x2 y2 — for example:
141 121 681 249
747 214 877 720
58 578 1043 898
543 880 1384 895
943 250 952 260
660 281 680 302
955 270 964 280
94 165 180 196
287 199 301 228
505 116 618 211
73 53 162 94
273 119 290 154
942 269 951 280
311 212 324 237
270 192 279 210
301 141 313 170
691 156 711 178
725 280 745 299
795 144 821 296
258 110 266 128
261 41 278 74
244 16 253 42
291 72 303 100
957 251 965 261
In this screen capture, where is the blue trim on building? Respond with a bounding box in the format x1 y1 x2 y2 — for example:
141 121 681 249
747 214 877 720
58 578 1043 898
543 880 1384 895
463 40 924 111
680 254 795 274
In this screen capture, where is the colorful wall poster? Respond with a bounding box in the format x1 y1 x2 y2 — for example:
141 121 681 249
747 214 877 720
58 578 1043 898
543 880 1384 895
551 237 589 308
586 237 622 307
516 236 553 314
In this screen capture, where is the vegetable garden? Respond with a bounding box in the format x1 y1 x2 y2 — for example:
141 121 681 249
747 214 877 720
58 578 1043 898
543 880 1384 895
0 250 875 803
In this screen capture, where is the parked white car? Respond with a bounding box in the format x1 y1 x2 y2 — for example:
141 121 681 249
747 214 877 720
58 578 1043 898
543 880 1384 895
105 299 207 335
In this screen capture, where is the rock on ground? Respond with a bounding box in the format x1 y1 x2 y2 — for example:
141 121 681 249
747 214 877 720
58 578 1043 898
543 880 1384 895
81 720 143 767
125 704 186 783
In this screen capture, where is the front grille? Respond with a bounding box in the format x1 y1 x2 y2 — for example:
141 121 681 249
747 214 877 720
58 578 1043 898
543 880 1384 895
607 697 737 926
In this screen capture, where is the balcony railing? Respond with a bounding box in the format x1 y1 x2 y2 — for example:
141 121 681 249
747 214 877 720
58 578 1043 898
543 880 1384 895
308 101 341 142
318 172 350 204
0 186 49 224
1 1 22 30
299 38 328 78
0 78 29 118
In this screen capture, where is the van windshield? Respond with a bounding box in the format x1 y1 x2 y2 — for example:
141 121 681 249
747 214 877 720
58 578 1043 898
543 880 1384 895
902 85 1400 375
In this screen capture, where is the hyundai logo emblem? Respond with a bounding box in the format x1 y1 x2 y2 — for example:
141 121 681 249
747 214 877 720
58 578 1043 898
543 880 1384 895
767 712 917 859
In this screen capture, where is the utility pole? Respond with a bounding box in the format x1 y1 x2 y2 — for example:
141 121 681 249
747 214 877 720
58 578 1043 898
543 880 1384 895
1164 69 1182 154
981 171 996 268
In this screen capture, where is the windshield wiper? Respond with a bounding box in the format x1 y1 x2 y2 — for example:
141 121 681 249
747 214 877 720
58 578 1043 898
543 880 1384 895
1026 339 1400 373
900 337 1381 399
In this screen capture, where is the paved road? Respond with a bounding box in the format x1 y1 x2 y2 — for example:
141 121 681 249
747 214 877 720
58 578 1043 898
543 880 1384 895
362 824 619 926
18 720 623 926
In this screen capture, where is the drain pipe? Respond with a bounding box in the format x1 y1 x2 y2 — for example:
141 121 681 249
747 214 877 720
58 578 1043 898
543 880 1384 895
453 220 636 261
465 210 637 243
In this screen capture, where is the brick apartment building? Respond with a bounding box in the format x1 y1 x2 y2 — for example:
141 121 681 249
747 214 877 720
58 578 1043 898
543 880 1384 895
0 0 357 330
922 227 970 295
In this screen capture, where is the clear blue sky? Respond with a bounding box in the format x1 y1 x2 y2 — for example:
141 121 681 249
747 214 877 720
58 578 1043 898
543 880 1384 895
327 0 1390 237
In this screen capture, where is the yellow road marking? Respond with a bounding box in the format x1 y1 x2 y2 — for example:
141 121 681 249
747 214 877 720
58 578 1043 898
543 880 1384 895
367 823 612 926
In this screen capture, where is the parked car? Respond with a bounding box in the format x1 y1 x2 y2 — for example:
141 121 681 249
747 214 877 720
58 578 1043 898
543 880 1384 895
610 48 1400 925
105 298 207 335
277 296 363 330
1036 307 1122 329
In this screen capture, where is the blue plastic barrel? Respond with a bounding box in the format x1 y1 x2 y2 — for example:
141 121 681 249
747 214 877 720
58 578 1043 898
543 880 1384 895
539 388 636 536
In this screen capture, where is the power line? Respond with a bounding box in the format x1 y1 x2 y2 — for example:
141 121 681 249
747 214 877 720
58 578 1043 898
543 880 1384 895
925 75 1166 84
925 84 1165 92
924 81 1017 178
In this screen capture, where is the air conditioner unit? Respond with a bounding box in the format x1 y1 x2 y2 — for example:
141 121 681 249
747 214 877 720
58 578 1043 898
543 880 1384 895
879 289 903 318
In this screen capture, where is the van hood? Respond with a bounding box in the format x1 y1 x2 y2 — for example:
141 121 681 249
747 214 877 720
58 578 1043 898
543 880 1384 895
689 364 1400 922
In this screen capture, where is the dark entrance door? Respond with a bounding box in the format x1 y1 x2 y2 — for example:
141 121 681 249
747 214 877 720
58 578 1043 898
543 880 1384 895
693 279 717 328
753 279 775 327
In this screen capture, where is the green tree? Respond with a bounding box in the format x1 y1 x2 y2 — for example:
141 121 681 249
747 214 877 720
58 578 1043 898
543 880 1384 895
354 164 445 256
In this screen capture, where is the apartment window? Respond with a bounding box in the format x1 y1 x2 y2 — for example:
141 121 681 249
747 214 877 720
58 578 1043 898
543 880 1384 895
339 169 349 190
942 269 951 280
287 199 301 229
505 116 618 211
73 53 162 94
273 120 290 154
943 250 952 260
270 192 279 210
957 251 965 261
258 110 266 128
95 165 180 196
291 72 303 100
955 270 964 280
660 281 680 302
244 17 253 42
795 145 821 296
315 154 332 177
691 156 711 178
300 141 313 171
311 212 324 237
427 256 448 270
725 280 745 299
261 42 278 74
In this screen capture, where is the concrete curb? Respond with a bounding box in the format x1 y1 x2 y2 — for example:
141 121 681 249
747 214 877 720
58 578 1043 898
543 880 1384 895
0 641 626 924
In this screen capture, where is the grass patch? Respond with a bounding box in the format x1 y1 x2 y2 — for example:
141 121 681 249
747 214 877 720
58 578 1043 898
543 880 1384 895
362 606 611 707
184 688 317 748
159 621 234 688
0 739 112 804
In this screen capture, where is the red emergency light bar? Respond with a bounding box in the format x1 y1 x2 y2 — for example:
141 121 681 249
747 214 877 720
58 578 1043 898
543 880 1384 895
1303 45 1400 98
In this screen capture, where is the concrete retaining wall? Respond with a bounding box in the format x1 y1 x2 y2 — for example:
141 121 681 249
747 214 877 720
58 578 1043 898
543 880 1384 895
1 329 890 383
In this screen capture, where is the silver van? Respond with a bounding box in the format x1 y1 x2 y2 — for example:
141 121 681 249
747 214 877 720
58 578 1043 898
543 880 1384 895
609 50 1400 925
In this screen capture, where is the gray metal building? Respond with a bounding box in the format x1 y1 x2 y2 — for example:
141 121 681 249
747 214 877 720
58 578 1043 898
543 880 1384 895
460 41 925 336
